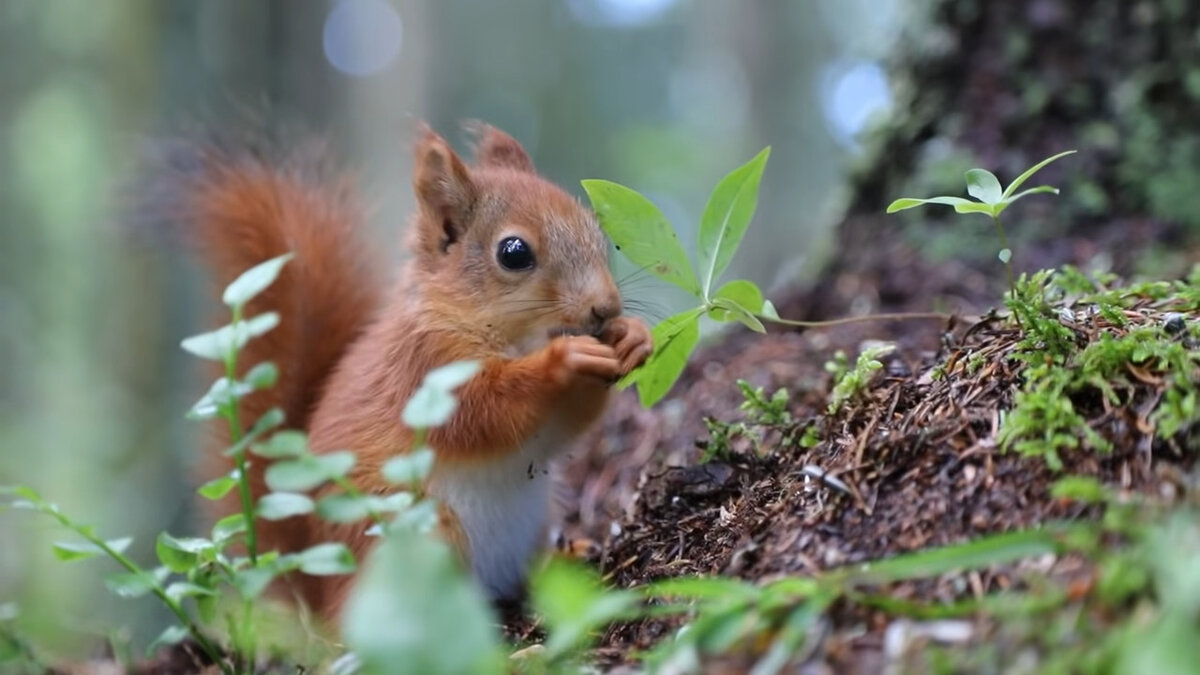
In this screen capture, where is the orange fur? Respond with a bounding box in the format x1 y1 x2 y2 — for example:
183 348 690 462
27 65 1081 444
150 123 651 622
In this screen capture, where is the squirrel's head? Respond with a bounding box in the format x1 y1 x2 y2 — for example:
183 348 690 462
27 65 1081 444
409 123 621 353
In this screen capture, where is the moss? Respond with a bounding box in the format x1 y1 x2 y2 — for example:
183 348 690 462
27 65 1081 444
997 267 1200 467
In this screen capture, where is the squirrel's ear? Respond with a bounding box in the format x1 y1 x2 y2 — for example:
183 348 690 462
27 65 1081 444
466 121 534 173
413 125 477 254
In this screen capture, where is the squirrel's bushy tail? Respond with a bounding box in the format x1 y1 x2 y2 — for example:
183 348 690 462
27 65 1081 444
135 136 380 548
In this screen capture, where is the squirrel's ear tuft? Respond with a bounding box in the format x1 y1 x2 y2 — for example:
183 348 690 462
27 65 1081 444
413 125 477 254
466 121 534 173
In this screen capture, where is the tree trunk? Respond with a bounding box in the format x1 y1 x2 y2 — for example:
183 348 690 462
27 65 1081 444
801 0 1200 319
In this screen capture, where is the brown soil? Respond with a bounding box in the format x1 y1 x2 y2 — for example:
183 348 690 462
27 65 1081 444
546 234 1198 672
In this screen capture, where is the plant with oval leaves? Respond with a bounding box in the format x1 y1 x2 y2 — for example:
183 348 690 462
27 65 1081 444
583 149 780 407
0 256 497 674
585 147 949 408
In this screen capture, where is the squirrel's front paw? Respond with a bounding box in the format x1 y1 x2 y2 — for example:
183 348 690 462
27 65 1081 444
600 316 653 376
546 335 621 385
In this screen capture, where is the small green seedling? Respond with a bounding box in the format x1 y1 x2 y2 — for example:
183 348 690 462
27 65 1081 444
826 345 894 414
887 150 1077 298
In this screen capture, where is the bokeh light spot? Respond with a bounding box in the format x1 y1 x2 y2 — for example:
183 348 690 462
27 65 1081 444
566 0 679 28
323 0 403 77
820 60 892 149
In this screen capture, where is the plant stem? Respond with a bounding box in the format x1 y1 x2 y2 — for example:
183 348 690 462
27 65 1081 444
221 306 261 672
991 215 1017 300
989 215 1026 330
51 515 231 674
224 307 258 567
763 311 952 329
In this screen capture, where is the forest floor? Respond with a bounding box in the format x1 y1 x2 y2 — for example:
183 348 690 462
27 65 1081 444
38 230 1199 674
541 230 1200 673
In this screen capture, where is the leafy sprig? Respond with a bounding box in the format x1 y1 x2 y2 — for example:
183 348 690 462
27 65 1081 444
588 149 948 408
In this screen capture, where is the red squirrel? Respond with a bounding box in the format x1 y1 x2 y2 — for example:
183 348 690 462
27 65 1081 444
149 123 652 621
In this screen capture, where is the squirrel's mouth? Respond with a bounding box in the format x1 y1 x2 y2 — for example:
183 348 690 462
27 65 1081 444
547 326 587 339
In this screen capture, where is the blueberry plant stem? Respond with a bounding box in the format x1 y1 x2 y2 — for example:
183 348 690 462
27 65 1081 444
224 306 258 568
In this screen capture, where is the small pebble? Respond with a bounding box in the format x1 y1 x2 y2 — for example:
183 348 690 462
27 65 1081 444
1162 312 1187 335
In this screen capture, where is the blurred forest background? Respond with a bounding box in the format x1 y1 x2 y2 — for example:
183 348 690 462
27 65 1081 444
3 0 1199 658
0 0 898 649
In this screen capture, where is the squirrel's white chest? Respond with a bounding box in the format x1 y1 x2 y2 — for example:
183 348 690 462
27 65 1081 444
428 426 568 599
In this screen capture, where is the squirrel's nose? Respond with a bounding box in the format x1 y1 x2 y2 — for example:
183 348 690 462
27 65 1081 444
589 301 621 334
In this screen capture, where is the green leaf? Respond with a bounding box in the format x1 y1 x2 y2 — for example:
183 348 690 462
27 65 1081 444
642 576 759 602
381 448 435 485
1050 476 1108 503
630 309 704 407
952 202 997 216
211 513 247 544
582 179 700 296
377 492 415 513
232 567 276 599
401 387 458 429
402 361 480 429
760 299 779 320
196 473 238 500
264 451 356 492
104 570 162 598
155 533 211 573
712 279 765 313
1001 185 1060 206
885 196 974 213
52 537 131 562
186 377 249 420
385 499 439 535
51 541 101 562
195 594 218 624
531 558 638 660
842 527 1070 585
0 485 41 507
342 529 503 675
697 147 771 297
243 361 279 390
965 168 1003 204
251 430 308 458
316 494 379 523
221 408 287 458
164 581 216 603
222 253 294 308
154 545 194 575
146 625 188 657
297 542 357 576
750 597 832 675
249 407 286 435
422 360 481 391
180 313 281 361
708 280 767 332
257 492 315 520
708 298 765 333
1001 150 1076 199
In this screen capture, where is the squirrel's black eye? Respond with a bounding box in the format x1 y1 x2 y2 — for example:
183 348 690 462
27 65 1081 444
496 236 535 271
